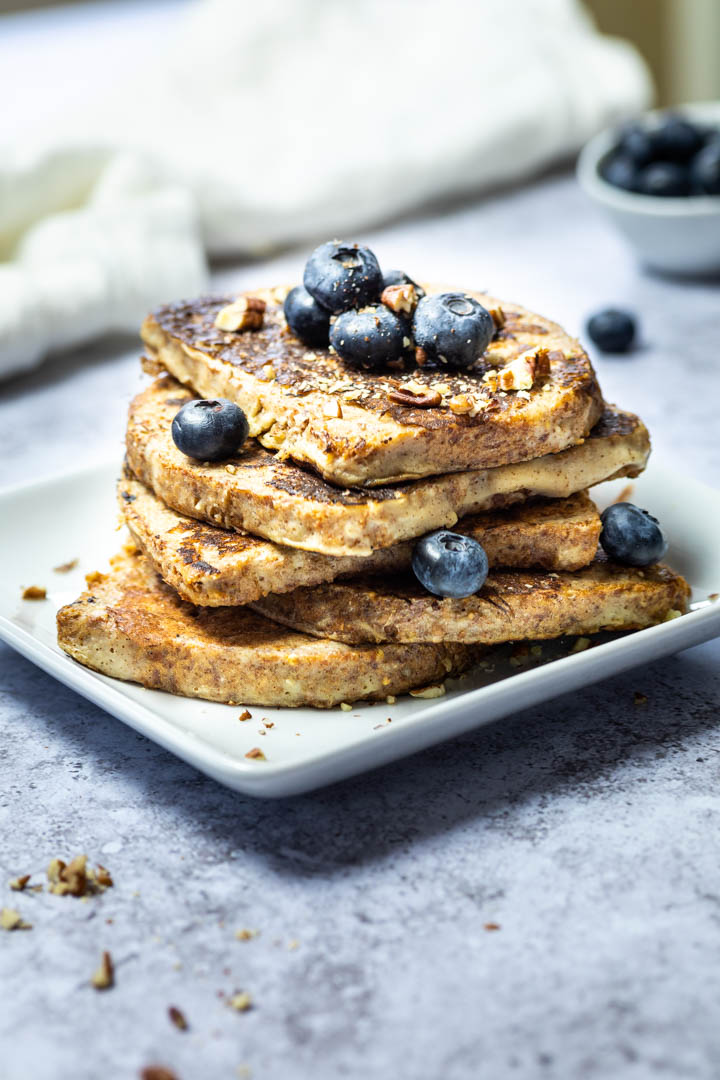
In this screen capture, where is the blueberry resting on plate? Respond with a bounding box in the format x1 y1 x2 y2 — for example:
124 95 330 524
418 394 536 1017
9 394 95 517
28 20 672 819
691 140 720 195
411 293 495 370
600 503 668 567
650 115 704 163
303 241 383 314
637 161 691 197
329 305 407 370
171 399 249 461
601 153 638 192
382 269 426 300
283 285 330 347
412 531 489 599
586 309 636 353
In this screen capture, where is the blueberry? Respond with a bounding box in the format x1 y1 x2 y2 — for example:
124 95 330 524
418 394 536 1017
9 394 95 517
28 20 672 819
412 531 489 599
651 115 703 162
617 125 654 167
600 503 668 567
691 140 720 195
637 161 691 197
411 293 495 370
601 153 639 192
303 241 383 314
329 305 407 370
382 269 426 300
171 398 249 461
283 285 330 347
586 309 636 353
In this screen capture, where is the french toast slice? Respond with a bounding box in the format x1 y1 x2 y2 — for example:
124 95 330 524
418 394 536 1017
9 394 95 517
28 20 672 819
127 376 649 558
120 470 602 606
56 550 474 707
140 286 603 488
251 559 690 644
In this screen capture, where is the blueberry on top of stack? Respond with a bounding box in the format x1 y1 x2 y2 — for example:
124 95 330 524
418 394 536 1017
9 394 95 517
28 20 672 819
284 240 494 371
602 111 720 197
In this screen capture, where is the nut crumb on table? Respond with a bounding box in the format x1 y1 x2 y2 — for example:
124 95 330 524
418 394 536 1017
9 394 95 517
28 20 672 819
1 907 32 931
168 1005 188 1031
90 951 114 990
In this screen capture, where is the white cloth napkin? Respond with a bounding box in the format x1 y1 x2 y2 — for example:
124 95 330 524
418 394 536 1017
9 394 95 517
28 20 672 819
0 0 651 379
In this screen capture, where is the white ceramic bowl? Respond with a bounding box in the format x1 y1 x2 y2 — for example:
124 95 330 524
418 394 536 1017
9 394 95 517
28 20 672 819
577 102 720 275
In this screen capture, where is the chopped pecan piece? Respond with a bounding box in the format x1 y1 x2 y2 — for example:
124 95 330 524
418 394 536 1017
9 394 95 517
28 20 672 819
168 1006 188 1031
214 296 266 332
22 586 46 600
229 991 253 1012
91 951 114 990
488 306 506 330
496 347 551 391
381 282 419 316
53 559 78 573
140 1068 179 1080
9 875 31 892
387 385 441 408
245 747 266 761
1 907 32 931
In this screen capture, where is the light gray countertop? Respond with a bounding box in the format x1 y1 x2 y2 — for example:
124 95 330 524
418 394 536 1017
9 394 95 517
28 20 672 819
2 173 720 1080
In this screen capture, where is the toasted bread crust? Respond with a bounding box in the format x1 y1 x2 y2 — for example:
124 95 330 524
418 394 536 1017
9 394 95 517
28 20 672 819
120 470 602 606
141 286 603 487
251 560 690 644
56 551 475 707
126 377 648 558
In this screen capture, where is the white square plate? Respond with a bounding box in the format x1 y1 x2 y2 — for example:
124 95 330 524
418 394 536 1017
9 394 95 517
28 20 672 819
1 461 719 797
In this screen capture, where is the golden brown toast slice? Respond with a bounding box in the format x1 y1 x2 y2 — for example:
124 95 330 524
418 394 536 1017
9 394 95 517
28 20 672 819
127 376 649 558
251 559 690 644
120 470 602 606
141 286 603 487
55 550 474 707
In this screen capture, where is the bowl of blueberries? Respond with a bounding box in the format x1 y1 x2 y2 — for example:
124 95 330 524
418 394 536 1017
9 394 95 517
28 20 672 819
577 102 720 275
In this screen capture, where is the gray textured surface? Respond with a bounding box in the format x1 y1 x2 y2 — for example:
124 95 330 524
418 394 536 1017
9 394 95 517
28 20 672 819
2 152 720 1080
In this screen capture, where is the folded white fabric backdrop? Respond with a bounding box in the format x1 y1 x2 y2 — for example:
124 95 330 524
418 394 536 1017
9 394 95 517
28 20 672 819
0 0 650 379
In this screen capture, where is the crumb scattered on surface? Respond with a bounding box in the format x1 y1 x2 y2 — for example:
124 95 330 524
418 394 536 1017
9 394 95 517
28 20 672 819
245 748 266 761
91 951 114 990
9 875 31 892
339 702 353 712
54 559 78 573
1 907 32 931
235 929 259 942
140 1068 179 1080
634 692 648 706
22 585 46 600
484 922 501 931
409 684 445 699
229 991 253 1012
168 1006 188 1031
262 719 274 729
386 695 396 705
570 637 591 653
47 855 113 897
664 609 683 621
238 709 251 722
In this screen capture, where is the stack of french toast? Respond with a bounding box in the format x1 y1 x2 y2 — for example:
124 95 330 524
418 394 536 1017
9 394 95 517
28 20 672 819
57 242 689 708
